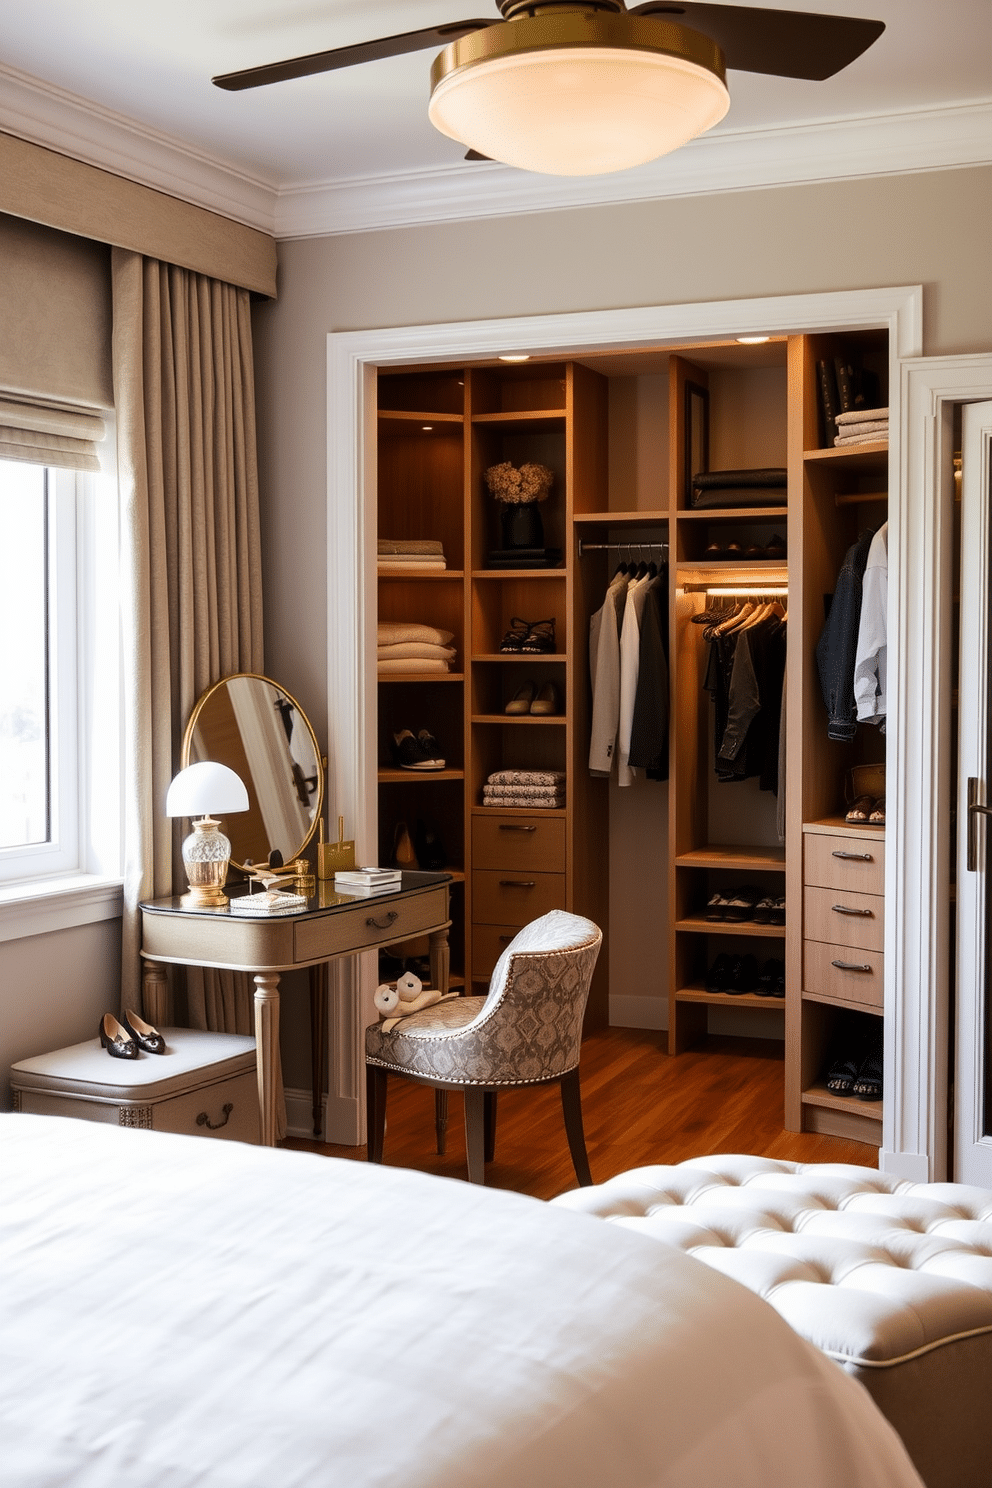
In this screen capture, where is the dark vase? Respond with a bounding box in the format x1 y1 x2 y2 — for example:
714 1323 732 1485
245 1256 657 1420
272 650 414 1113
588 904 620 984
501 500 544 550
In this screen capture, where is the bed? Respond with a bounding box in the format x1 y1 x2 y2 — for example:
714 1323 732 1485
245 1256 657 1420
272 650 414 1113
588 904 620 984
1 1113 923 1488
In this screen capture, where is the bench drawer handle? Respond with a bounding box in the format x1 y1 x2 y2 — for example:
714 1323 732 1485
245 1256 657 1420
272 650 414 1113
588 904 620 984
831 959 872 973
367 910 399 929
196 1102 233 1130
499 824 537 832
499 880 536 889
831 903 874 917
831 850 873 861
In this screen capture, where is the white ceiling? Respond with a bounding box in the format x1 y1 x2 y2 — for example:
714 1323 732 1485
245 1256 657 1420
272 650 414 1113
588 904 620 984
1 1 990 235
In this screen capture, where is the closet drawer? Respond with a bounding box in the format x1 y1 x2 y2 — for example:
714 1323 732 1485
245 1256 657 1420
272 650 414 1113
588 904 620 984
472 870 565 927
472 924 520 981
804 831 885 896
804 886 884 954
472 815 565 873
803 939 884 1011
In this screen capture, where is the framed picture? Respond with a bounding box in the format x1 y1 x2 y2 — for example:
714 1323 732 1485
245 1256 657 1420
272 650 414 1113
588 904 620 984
684 381 709 506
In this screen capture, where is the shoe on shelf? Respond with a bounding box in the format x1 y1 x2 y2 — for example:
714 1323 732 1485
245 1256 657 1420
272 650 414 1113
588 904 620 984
869 796 886 824
705 892 730 921
705 953 733 993
100 1013 139 1060
726 954 760 994
505 681 537 714
391 821 418 870
826 1053 859 1094
853 1041 883 1101
416 728 446 768
756 958 785 997
499 617 531 653
768 896 786 925
414 819 446 871
520 618 556 654
121 1009 166 1054
846 795 874 824
752 896 777 924
722 885 762 922
704 542 727 560
764 534 787 561
392 729 442 771
530 681 562 716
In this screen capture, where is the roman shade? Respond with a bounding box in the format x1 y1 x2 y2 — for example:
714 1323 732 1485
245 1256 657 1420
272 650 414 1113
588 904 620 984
0 394 106 472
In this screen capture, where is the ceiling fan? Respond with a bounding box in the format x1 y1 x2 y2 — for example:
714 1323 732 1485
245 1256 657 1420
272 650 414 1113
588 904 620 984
212 2 885 177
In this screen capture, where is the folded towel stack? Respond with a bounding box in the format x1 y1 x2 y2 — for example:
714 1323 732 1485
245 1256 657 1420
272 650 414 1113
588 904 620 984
482 769 566 809
378 539 446 571
378 620 456 674
834 407 889 447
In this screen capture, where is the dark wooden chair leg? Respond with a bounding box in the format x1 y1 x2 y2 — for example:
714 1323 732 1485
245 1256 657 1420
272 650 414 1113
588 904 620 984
434 1089 449 1154
560 1066 592 1186
464 1087 486 1185
366 1065 388 1163
483 1090 498 1163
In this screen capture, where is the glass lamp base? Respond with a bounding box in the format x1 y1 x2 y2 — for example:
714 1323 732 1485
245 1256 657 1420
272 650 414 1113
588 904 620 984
181 817 232 908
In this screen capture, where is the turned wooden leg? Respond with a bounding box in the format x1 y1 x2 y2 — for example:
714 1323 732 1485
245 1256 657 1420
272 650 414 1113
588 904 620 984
464 1087 486 1185
253 972 281 1148
435 1090 449 1154
308 962 328 1139
429 925 450 996
561 1066 592 1187
141 958 169 1029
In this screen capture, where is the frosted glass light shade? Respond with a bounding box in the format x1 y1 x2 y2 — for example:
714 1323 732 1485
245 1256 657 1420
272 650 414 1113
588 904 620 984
166 761 249 818
428 15 729 176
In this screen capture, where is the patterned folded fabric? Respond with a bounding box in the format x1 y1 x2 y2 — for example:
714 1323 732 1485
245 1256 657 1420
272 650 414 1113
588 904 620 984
378 622 454 646
483 783 566 799
377 658 451 674
376 642 456 661
378 539 444 555
481 792 564 809
486 770 566 787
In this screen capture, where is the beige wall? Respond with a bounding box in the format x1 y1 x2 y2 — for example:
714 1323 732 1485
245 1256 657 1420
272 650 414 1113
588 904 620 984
252 163 992 1051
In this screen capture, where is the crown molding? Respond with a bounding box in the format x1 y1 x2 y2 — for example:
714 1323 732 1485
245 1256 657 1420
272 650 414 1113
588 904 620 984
0 62 278 235
277 96 992 238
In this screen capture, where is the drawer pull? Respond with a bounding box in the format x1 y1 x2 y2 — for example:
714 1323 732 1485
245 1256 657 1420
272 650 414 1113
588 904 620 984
831 959 872 973
498 934 514 943
831 903 874 917
831 850 873 862
366 910 399 929
499 879 536 889
196 1102 233 1130
499 823 537 832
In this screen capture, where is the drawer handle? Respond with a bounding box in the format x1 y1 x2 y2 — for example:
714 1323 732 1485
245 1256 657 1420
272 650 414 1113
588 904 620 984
498 934 514 943
831 850 873 862
831 903 874 917
196 1102 234 1130
499 880 536 889
499 824 537 833
831 959 872 973
367 910 399 929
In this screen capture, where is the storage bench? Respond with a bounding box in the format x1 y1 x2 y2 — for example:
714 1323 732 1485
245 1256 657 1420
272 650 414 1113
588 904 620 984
554 1154 992 1488
11 1027 259 1144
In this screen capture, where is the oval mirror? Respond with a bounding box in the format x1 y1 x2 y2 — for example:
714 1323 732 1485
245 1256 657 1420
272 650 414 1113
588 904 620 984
182 674 324 873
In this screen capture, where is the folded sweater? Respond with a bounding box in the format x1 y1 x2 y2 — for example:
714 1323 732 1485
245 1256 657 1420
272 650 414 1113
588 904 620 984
378 622 454 647
377 642 456 662
377 658 451 674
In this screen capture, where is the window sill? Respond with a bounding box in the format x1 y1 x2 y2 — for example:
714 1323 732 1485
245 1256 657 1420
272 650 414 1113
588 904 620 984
0 875 124 945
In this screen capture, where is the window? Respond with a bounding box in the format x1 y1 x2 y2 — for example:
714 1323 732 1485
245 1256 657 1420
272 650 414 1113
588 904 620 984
0 456 121 888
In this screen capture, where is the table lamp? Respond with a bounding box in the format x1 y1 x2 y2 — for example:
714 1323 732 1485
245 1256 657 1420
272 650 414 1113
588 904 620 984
166 761 249 908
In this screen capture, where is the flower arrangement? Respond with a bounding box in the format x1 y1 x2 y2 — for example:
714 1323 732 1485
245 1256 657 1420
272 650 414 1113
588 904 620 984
484 461 554 506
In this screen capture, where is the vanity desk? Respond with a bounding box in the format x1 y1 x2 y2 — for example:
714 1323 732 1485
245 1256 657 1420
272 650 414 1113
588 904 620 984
140 871 451 1146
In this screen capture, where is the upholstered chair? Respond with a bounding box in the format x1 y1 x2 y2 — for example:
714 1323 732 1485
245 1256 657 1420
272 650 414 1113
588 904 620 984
365 910 602 1186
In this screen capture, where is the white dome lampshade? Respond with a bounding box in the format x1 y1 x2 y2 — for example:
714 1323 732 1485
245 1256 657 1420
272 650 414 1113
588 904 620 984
166 762 249 910
428 11 729 177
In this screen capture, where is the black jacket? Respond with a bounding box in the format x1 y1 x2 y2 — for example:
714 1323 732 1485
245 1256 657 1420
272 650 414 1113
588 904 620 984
815 529 876 741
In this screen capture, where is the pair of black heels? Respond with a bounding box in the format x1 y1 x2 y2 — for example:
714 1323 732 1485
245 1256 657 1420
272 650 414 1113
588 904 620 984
826 1041 883 1101
99 1010 166 1061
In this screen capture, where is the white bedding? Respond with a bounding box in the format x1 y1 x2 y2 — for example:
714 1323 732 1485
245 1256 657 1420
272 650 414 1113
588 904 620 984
1 1114 922 1488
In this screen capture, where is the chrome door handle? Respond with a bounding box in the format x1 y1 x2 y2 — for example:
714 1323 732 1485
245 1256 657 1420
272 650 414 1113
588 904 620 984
831 904 874 917
967 778 992 872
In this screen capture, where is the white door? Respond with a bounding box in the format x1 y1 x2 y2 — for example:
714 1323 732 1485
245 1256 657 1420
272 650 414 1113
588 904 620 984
956 400 992 1185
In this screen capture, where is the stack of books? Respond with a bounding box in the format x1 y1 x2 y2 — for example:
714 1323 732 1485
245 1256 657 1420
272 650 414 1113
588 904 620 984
333 866 402 895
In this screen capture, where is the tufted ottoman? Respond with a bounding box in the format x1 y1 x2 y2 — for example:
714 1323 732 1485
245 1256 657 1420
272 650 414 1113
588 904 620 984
553 1155 992 1488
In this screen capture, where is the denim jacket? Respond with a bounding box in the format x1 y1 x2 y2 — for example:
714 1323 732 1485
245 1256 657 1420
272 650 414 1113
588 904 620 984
815 528 877 741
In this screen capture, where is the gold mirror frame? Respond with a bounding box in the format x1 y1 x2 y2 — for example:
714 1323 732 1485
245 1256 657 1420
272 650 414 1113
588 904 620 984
181 673 324 874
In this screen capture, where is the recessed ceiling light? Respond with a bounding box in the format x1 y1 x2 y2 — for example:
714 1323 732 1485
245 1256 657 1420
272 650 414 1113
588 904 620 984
498 354 530 363
422 425 433 431
736 336 771 345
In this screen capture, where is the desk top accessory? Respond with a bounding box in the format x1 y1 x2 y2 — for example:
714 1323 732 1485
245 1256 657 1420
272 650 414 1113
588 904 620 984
165 761 249 908
318 815 356 880
334 866 401 896
229 862 308 915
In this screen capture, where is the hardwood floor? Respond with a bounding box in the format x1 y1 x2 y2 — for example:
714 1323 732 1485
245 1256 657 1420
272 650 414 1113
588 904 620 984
285 1028 878 1201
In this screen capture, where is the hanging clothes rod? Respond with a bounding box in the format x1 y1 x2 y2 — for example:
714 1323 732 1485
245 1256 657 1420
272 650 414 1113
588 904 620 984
577 539 668 559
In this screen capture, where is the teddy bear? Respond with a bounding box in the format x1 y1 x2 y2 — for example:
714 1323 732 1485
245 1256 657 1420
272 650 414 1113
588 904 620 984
373 971 457 1033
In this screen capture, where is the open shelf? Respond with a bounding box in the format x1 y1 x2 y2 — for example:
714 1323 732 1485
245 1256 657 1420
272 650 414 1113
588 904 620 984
802 1082 883 1118
676 986 784 1010
473 652 567 663
472 713 566 726
803 442 887 467
377 568 464 580
377 672 464 684
676 845 786 870
677 507 790 522
675 915 786 937
377 768 465 784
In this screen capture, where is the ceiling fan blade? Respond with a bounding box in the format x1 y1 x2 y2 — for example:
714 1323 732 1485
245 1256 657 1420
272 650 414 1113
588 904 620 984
212 19 495 91
628 4 884 80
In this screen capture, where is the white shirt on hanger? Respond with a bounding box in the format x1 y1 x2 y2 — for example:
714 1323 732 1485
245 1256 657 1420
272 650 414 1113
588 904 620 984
617 573 654 787
854 522 888 727
588 570 630 775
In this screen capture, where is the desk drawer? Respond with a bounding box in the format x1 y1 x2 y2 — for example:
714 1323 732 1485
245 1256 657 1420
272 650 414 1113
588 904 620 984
472 923 521 980
472 815 565 873
294 887 448 961
804 886 884 953
804 938 884 1011
472 870 565 927
804 831 884 894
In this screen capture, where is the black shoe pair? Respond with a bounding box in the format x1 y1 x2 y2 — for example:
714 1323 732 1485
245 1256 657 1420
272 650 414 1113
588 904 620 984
392 728 445 770
499 617 556 654
705 953 759 995
99 1010 166 1060
826 1039 882 1100
704 535 786 561
755 958 786 997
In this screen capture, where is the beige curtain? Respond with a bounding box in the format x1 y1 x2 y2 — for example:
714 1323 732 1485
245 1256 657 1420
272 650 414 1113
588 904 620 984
112 250 274 1104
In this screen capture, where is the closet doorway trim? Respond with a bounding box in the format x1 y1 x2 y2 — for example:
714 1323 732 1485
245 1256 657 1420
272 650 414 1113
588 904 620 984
326 285 922 1151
